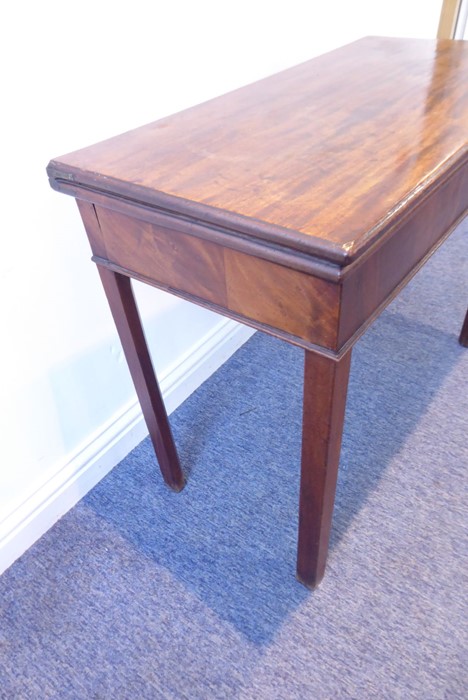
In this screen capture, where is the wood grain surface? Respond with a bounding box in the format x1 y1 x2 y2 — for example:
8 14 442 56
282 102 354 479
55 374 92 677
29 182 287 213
94 206 341 350
48 37 468 264
338 160 468 349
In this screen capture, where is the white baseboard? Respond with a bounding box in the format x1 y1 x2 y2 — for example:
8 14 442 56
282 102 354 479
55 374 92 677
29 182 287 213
0 319 254 575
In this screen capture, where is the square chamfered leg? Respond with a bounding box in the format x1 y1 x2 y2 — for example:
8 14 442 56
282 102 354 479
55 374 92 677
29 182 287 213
97 265 185 492
297 349 352 588
459 308 468 347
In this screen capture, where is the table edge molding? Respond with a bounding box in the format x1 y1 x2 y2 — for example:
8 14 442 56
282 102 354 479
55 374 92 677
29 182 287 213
48 145 468 275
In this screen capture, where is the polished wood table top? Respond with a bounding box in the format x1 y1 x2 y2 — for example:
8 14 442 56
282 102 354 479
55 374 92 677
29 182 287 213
48 37 468 588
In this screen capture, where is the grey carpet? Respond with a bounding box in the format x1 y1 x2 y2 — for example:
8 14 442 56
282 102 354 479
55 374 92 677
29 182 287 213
0 221 467 699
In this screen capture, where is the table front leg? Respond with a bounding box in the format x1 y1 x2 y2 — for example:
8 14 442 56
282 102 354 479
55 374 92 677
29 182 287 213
297 349 352 588
97 265 185 492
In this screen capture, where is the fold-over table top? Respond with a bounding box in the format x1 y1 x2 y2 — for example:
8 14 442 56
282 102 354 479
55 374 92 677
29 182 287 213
48 37 468 266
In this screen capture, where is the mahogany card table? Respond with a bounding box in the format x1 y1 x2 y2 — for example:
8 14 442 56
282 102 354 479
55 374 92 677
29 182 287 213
47 37 468 588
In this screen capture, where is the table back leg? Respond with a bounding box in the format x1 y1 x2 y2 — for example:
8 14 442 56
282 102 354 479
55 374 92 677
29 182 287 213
297 349 352 588
97 265 185 491
459 308 468 347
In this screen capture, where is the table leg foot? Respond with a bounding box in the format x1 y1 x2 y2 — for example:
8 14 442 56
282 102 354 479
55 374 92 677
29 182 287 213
459 308 468 347
296 349 352 589
97 265 185 492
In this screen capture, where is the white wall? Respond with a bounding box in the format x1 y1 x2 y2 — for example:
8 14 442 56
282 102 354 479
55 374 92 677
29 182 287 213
0 0 443 573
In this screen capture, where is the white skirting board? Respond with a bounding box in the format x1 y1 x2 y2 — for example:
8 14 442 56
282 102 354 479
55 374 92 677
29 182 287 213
0 319 255 575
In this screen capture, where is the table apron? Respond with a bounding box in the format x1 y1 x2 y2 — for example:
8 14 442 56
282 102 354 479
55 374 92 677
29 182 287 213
90 205 342 354
339 162 468 348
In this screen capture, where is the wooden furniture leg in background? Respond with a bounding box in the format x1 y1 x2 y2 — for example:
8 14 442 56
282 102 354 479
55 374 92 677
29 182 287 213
296 349 352 588
97 265 185 492
459 308 468 347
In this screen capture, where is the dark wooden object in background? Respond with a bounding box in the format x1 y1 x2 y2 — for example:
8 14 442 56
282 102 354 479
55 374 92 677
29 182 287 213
48 38 468 588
